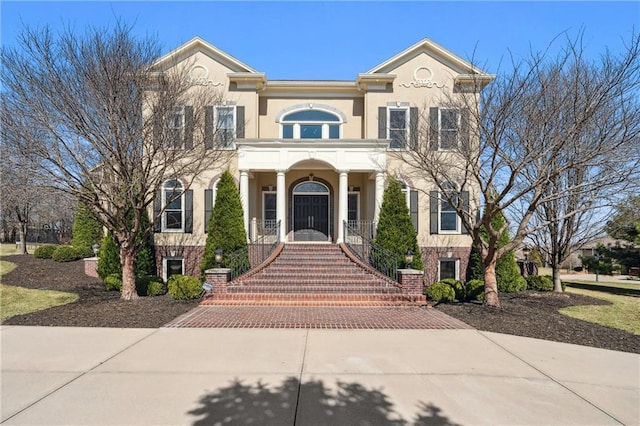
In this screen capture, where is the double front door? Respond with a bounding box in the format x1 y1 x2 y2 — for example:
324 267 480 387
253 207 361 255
293 194 329 241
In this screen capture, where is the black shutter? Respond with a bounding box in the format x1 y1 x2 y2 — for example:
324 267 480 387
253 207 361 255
410 190 419 233
409 107 418 149
461 190 470 234
429 107 439 150
153 190 162 232
378 107 387 139
205 106 214 149
430 191 438 234
204 189 213 233
184 190 193 233
184 106 194 150
460 108 470 149
236 106 245 139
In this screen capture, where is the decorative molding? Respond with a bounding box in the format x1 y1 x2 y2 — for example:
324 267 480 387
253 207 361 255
400 67 445 89
186 64 223 87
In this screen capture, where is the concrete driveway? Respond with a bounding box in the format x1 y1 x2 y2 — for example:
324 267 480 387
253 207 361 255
1 326 638 425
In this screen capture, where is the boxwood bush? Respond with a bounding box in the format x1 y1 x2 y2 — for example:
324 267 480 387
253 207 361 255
498 275 527 293
34 245 58 259
167 275 203 300
136 275 165 296
104 273 123 292
52 246 82 262
439 278 465 300
425 282 455 304
526 275 554 292
465 279 485 301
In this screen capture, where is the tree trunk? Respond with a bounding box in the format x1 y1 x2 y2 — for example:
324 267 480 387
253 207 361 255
120 245 139 300
552 263 564 293
18 222 28 255
483 259 501 308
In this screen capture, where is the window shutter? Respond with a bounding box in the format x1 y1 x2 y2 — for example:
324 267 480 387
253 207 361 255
429 107 439 150
460 108 470 148
430 191 438 234
236 106 245 139
205 106 214 149
184 190 193 233
184 106 194 150
410 190 419 233
409 107 418 149
461 190 470 234
153 190 162 232
378 107 387 139
204 189 213 233
153 107 161 149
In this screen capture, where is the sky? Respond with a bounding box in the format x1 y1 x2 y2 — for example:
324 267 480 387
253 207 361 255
1 1 638 80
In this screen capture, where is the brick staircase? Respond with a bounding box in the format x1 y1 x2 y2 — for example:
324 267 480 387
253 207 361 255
201 243 425 306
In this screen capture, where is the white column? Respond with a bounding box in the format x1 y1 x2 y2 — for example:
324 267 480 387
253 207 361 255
240 170 249 240
374 171 385 223
337 170 349 243
276 170 286 242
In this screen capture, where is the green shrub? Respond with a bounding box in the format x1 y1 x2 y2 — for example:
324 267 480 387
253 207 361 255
75 245 96 259
167 275 203 300
526 275 553 292
136 275 165 296
439 278 464 300
34 245 58 259
465 279 485 301
104 273 123 292
498 275 527 293
97 233 121 279
52 246 82 262
71 201 103 256
426 282 455 304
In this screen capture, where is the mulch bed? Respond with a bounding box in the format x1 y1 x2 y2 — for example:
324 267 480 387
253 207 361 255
2 254 639 354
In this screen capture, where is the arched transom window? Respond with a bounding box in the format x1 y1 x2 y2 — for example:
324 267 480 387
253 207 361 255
281 109 342 139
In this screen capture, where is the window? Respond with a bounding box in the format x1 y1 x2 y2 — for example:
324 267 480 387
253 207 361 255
400 181 419 232
439 259 459 280
430 184 468 235
263 191 277 227
280 109 341 139
430 107 464 150
388 108 408 149
347 192 359 223
163 179 184 231
439 184 460 233
164 257 184 282
440 109 459 150
215 106 235 146
169 107 185 149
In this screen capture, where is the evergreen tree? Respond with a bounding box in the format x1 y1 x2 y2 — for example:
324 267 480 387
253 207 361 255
201 170 248 274
72 201 103 256
481 211 526 292
97 232 121 279
466 245 484 281
132 209 156 276
373 178 423 272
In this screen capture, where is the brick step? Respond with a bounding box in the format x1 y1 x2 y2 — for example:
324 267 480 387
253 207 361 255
256 270 367 278
201 292 425 306
275 254 348 261
236 278 388 286
227 285 401 294
271 260 354 267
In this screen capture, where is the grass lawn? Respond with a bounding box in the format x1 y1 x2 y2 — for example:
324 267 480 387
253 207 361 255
0 243 33 256
561 287 640 336
563 279 640 297
0 258 79 322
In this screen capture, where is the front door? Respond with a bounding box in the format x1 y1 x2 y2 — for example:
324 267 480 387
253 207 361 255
292 181 330 241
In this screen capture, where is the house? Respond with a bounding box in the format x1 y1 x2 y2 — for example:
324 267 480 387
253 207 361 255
149 37 494 285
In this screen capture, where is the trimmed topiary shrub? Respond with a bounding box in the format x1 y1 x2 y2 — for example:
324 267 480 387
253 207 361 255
426 282 455 304
104 273 122 292
498 275 527 293
34 245 58 259
526 275 553 292
71 201 103 257
439 278 464 300
167 275 203 300
465 279 485 301
97 233 121 280
52 246 82 262
135 275 165 296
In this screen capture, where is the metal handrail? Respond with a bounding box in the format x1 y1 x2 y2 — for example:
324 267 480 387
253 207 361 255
229 220 280 280
343 220 398 281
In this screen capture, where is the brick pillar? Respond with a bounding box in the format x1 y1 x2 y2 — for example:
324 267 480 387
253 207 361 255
204 268 231 293
397 269 424 295
84 257 99 278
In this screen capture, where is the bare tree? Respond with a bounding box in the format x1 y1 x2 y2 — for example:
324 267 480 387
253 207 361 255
1 22 231 299
397 31 640 307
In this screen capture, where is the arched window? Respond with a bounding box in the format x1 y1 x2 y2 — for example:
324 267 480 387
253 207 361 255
163 179 184 231
281 109 342 139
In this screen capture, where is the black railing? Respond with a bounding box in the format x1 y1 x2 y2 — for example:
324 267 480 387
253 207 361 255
229 220 280 280
344 220 398 281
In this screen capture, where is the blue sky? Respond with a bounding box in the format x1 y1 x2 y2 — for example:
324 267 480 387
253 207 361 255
1 1 638 80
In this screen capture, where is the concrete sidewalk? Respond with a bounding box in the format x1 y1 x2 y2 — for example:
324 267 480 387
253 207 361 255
1 326 638 425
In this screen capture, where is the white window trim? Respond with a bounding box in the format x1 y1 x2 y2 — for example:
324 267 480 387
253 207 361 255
400 182 411 211
279 108 343 139
438 258 460 281
438 108 460 150
162 180 185 232
347 191 360 222
163 257 184 282
168 106 185 149
387 107 410 150
262 191 277 224
214 105 236 147
438 190 461 234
